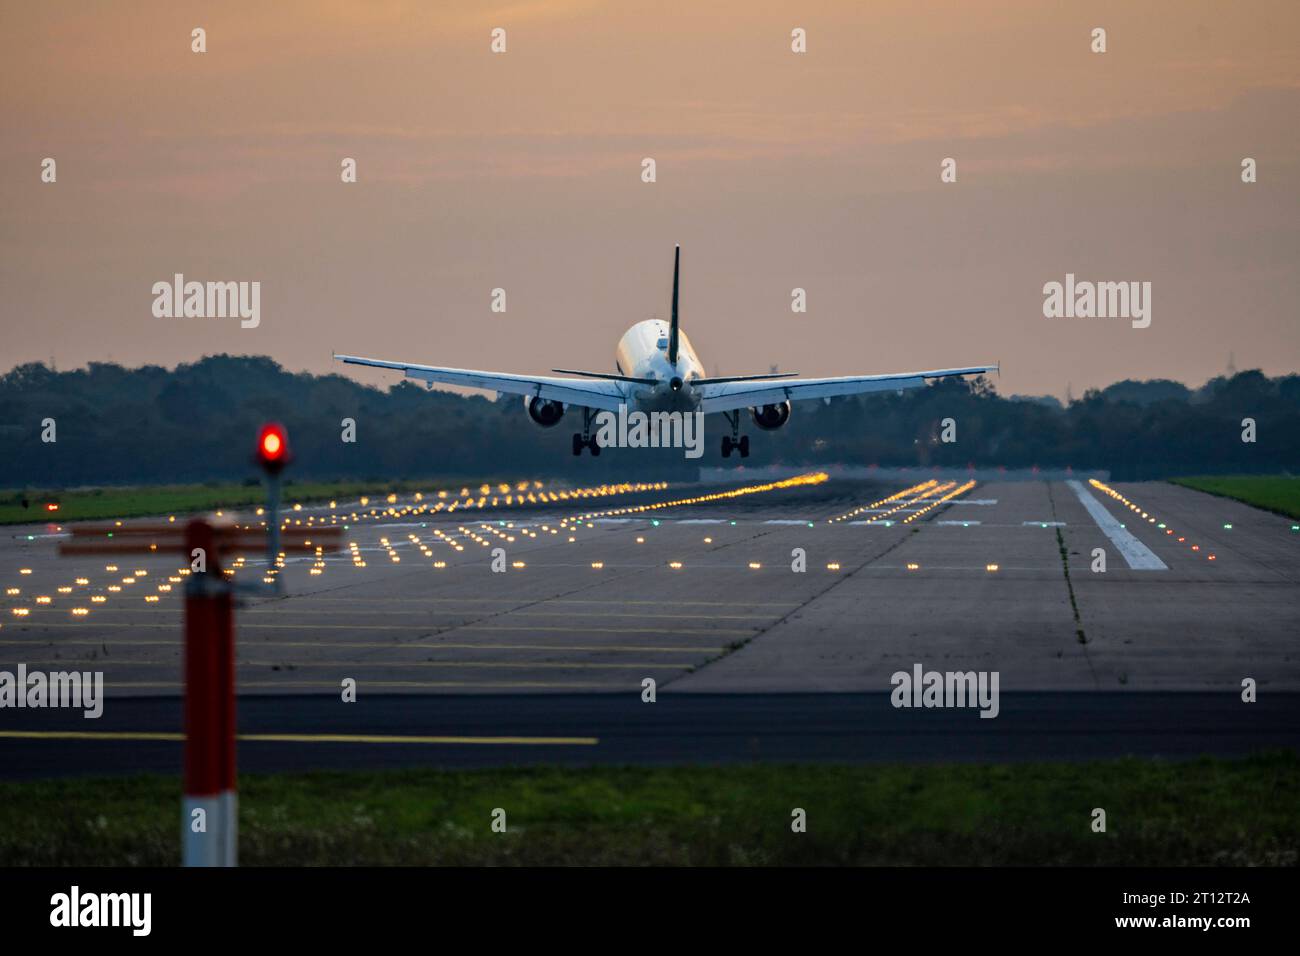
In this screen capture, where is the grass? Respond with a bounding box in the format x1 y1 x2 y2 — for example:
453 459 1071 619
2 754 1297 866
0 479 477 526
1169 475 1300 520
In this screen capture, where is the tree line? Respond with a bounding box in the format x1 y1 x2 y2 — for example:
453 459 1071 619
1 355 1296 487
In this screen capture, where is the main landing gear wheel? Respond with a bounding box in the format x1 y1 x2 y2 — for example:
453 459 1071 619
573 434 601 456
721 435 750 459
721 409 749 459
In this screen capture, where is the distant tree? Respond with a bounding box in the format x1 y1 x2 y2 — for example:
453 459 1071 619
0 358 1297 486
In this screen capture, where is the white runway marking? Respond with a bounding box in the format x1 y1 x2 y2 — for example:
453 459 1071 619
1066 480 1167 570
1023 521 1067 527
936 520 981 526
949 499 998 506
763 520 813 525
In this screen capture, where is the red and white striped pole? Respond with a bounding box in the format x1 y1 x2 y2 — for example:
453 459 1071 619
182 520 238 866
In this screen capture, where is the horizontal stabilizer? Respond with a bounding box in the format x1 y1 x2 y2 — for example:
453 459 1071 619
693 372 799 385
551 368 658 385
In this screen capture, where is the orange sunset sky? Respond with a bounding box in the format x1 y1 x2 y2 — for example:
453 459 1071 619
2 0 1297 398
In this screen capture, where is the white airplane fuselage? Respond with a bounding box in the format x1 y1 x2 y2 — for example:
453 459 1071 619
615 319 706 412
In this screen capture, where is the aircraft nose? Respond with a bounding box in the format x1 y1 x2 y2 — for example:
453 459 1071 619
670 376 683 392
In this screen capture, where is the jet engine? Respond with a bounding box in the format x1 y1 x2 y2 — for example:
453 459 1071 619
749 401 791 430
525 396 565 427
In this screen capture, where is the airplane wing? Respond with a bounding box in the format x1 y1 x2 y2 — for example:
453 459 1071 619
697 365 998 414
333 354 629 412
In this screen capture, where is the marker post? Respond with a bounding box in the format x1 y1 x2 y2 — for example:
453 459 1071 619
182 519 238 866
59 424 337 867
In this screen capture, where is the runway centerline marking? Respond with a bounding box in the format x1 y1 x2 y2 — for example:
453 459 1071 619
1066 479 1167 570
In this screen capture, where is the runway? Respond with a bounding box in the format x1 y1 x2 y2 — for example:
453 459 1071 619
1 474 1296 699
4 692 1298 778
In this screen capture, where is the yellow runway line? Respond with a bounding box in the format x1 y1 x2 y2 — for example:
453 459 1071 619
266 597 802 608
2 658 700 671
238 609 775 621
41 606 777 621
0 730 597 746
17 622 756 635
101 681 624 686
0 639 726 653
241 733 598 746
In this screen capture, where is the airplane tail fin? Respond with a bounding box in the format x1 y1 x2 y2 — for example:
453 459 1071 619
668 245 680 366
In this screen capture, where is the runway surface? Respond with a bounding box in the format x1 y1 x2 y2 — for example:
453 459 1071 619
1 473 1297 773
4 692 1298 778
2 475 1296 693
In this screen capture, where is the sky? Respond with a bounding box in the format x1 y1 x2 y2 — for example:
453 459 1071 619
2 0 1297 399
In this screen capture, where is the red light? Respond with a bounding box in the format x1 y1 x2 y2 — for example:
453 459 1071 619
44 502 59 512
255 423 290 472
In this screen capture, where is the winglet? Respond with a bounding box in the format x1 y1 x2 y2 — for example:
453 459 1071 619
668 245 680 367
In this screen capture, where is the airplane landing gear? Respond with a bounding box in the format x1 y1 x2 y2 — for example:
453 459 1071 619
720 412 749 458
573 434 601 456
573 409 601 456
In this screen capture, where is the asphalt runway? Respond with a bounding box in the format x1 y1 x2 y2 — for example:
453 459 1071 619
2 474 1298 771
4 692 1298 778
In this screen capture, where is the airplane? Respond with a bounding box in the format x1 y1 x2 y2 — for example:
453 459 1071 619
334 246 998 458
